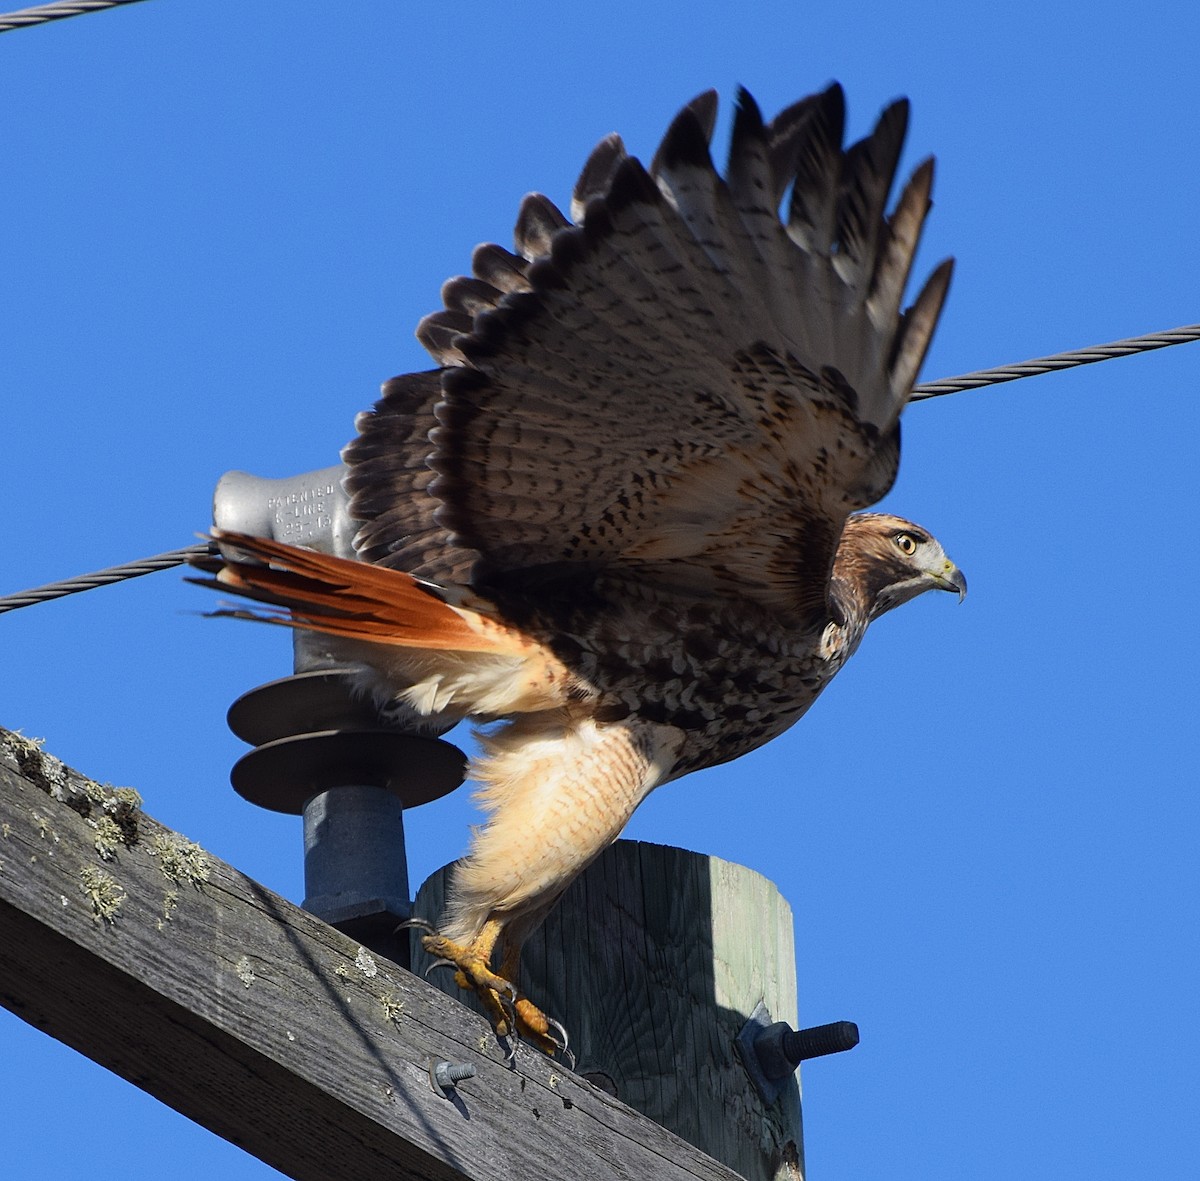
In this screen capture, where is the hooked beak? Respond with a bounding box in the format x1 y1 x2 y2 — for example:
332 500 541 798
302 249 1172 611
933 560 967 602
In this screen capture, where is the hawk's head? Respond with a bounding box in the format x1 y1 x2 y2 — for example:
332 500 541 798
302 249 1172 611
834 512 966 624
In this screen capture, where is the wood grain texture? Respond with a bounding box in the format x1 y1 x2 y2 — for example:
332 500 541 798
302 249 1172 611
414 841 804 1181
0 728 744 1181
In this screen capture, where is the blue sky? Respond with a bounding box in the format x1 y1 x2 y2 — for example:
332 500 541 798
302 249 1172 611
2 2 1198 1178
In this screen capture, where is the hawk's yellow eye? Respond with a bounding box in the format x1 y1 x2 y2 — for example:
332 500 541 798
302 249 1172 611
895 533 917 555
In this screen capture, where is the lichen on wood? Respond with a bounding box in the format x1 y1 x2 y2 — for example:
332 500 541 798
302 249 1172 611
0 729 142 848
79 864 125 924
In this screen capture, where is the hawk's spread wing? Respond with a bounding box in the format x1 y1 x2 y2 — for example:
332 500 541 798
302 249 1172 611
346 86 951 620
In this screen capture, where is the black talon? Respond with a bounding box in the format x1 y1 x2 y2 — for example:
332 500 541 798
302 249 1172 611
546 1015 571 1059
394 916 436 936
542 1015 575 1069
497 992 519 1036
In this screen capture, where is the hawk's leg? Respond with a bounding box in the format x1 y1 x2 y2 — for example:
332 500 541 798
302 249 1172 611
419 917 564 1056
422 715 683 1059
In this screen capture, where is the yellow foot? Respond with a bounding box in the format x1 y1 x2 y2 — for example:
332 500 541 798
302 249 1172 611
402 919 569 1060
512 997 571 1061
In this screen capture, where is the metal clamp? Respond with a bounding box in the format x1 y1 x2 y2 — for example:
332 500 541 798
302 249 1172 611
213 466 357 556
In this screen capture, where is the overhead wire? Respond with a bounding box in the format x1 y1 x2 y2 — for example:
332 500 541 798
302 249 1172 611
0 545 213 614
912 323 1200 400
0 0 148 33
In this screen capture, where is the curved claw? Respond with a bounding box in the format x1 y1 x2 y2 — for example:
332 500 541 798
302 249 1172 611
544 1016 575 1070
544 1015 570 1057
423 957 458 978
394 916 436 936
496 991 518 1036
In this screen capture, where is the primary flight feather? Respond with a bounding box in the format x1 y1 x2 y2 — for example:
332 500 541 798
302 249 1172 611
198 84 965 1054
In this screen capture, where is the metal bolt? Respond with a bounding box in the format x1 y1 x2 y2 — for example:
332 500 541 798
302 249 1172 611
735 1002 861 1106
756 1020 860 1081
430 1059 477 1098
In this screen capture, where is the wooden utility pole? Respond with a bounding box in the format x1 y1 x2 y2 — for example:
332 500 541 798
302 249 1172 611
416 844 805 1180
0 726 745 1181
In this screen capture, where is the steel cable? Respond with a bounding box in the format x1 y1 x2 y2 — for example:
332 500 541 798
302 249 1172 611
912 323 1200 399
0 0 149 32
0 544 212 614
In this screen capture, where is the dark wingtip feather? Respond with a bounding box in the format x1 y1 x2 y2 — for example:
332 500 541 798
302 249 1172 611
514 193 572 260
651 95 717 176
416 312 470 363
604 155 661 215
874 97 910 169
573 133 627 218
732 86 765 138
471 243 532 294
832 95 913 280
688 89 719 140
813 82 846 142
441 275 504 318
650 90 718 178
763 90 820 197
891 256 954 393
785 83 846 249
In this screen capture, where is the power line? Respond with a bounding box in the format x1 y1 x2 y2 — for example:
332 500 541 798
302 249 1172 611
912 323 1200 400
0 544 212 614
0 0 149 34
1 321 1197 615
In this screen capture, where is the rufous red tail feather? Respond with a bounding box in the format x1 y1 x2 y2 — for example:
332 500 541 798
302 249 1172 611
197 529 500 651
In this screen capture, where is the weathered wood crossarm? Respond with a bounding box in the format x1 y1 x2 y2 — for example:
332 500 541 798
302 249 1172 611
0 728 744 1181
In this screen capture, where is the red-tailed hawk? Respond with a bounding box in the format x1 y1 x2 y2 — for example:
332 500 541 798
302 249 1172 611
197 85 964 1055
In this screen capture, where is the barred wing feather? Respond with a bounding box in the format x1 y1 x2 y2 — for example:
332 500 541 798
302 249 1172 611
349 86 951 619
